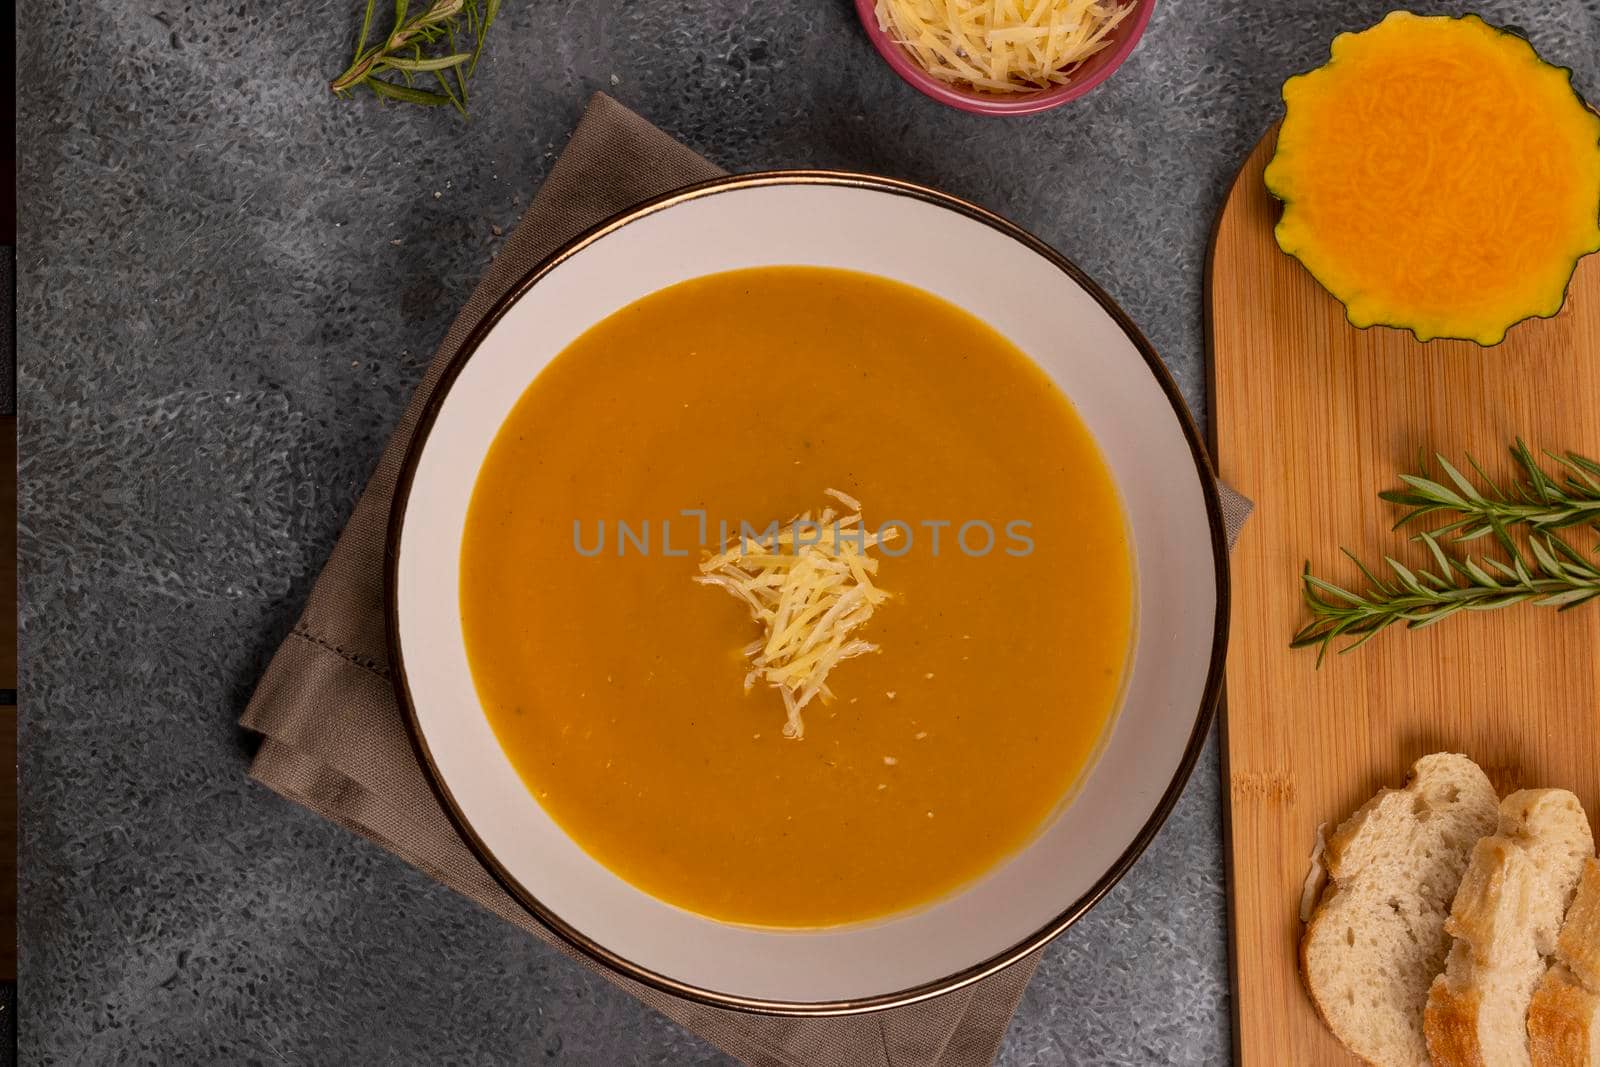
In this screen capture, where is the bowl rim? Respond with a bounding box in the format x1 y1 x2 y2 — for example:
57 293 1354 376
385 170 1231 1016
852 0 1158 115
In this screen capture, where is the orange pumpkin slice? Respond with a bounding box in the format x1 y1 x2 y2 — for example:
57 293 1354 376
1264 12 1600 346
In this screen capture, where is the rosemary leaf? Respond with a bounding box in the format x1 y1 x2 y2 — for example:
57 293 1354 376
1436 457 1485 503
383 53 472 72
355 0 377 57
469 0 501 76
367 79 452 106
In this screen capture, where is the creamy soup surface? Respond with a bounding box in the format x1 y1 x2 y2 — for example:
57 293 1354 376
460 266 1134 927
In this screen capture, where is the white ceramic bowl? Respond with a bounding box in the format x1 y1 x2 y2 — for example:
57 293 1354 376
388 173 1228 1014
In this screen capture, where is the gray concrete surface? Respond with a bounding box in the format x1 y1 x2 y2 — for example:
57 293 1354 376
17 1 1597 1063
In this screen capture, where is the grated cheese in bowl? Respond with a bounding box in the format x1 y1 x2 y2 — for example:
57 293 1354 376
695 490 896 740
872 0 1134 94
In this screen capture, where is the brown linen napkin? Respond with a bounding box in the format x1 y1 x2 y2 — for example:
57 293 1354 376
242 92 1251 1067
1218 481 1251 547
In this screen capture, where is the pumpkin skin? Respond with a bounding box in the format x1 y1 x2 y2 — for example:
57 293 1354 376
1264 12 1600 346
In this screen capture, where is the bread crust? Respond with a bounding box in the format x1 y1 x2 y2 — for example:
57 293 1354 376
1527 966 1596 1067
1426 982 1490 1067
1557 860 1600 991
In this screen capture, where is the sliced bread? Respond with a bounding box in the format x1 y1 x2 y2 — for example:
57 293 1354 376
1302 753 1500 1067
1425 789 1596 1067
1528 857 1600 1067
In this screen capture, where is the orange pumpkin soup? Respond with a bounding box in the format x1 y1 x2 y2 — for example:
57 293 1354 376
460 266 1133 927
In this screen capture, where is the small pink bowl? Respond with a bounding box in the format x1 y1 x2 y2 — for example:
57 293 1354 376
854 0 1156 115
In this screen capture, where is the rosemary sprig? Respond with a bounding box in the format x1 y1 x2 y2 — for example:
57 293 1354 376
1294 440 1600 663
1293 529 1600 665
330 0 500 117
1380 439 1600 539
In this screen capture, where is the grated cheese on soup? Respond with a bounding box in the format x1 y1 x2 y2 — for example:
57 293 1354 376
872 0 1133 93
695 490 895 740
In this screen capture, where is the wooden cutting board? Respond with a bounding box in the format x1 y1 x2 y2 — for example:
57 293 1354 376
1208 127 1600 1065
